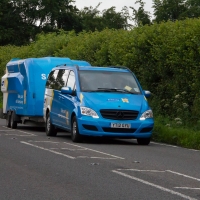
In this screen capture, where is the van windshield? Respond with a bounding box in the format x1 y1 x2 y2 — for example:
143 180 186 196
79 70 141 94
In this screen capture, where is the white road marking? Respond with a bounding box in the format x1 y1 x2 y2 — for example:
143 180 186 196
117 169 165 172
6 134 36 136
175 187 200 190
76 156 117 159
90 157 118 159
61 148 87 151
2 126 12 129
151 142 178 148
151 142 200 152
112 170 197 200
28 141 59 143
21 141 75 159
17 130 36 136
117 169 200 182
2 128 36 136
20 141 123 159
166 170 200 182
189 149 200 152
64 142 125 159
77 156 89 158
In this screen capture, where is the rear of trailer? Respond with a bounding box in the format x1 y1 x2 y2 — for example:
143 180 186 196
0 57 91 128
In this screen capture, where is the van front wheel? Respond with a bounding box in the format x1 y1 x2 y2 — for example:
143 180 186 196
46 113 57 136
71 116 82 143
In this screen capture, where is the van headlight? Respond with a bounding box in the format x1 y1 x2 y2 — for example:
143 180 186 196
80 107 99 118
140 110 153 120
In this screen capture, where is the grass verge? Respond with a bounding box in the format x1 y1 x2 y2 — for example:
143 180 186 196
152 116 200 150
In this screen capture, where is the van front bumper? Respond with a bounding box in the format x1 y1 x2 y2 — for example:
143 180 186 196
77 116 154 138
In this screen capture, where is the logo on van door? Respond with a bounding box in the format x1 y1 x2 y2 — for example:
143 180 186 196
41 74 47 80
121 98 129 103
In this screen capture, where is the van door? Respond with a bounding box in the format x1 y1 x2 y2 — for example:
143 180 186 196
55 69 70 127
58 70 76 130
44 70 59 124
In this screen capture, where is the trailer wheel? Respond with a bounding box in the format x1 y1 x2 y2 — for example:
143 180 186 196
11 112 17 129
46 113 57 136
6 112 11 128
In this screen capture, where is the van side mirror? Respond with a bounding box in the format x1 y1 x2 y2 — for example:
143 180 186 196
144 90 151 98
61 86 73 95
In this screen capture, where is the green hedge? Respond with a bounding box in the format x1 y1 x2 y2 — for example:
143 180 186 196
1 18 200 127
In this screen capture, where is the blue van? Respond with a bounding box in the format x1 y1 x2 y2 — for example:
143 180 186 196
43 65 154 145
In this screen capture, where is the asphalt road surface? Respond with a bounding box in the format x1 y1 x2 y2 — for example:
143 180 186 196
0 119 200 200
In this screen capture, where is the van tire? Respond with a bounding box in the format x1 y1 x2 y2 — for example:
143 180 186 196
11 112 17 129
137 138 150 145
6 112 11 128
46 113 57 136
71 116 82 143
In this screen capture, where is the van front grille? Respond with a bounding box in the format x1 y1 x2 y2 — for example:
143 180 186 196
100 109 138 120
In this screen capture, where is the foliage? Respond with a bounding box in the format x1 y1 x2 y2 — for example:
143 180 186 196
76 5 131 32
152 0 187 22
102 6 131 30
28 30 75 57
0 0 133 46
130 0 152 26
152 0 200 22
0 0 37 45
181 0 200 18
153 116 200 149
1 0 200 46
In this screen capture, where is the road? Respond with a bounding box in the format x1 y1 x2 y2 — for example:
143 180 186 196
0 119 200 200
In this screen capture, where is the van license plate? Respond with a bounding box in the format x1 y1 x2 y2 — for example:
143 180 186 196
111 123 131 128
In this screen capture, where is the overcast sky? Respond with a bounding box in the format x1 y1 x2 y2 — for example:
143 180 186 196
74 0 154 14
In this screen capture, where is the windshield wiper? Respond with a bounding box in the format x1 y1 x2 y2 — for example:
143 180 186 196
97 88 117 92
83 88 138 94
82 88 117 92
97 88 137 94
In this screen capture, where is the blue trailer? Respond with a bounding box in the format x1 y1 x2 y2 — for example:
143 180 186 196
0 57 91 128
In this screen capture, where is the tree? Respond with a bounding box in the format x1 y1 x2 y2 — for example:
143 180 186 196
152 0 187 23
11 0 76 30
77 4 103 32
0 0 36 45
130 0 151 26
102 6 131 30
56 7 82 32
77 4 131 32
181 0 200 18
0 0 80 45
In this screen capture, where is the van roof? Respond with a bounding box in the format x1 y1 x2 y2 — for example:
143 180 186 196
57 65 130 73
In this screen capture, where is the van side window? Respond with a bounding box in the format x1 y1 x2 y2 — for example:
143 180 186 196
55 69 69 90
66 70 75 91
46 70 59 89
